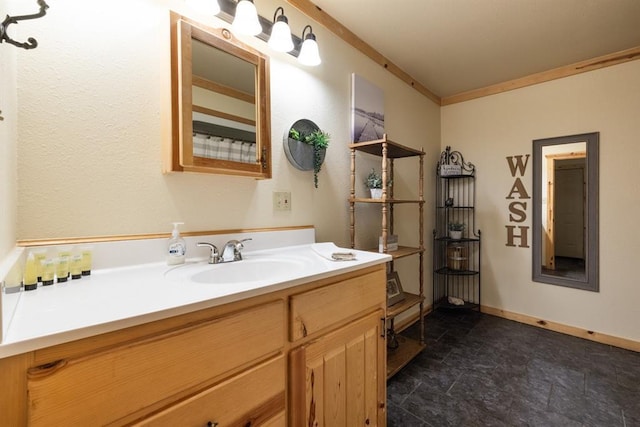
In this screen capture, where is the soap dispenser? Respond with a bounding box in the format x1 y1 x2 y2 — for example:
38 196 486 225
167 222 186 265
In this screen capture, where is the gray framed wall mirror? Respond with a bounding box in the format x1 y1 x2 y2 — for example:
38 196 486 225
168 12 272 179
532 132 599 291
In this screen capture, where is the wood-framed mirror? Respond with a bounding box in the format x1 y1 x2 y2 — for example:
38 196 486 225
532 132 599 291
168 12 271 178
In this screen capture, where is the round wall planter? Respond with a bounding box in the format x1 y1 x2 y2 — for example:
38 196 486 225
284 138 326 171
283 119 327 171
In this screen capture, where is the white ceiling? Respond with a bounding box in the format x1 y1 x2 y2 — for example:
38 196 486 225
311 0 640 98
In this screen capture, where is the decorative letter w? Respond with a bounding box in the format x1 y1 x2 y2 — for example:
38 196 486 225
506 155 530 177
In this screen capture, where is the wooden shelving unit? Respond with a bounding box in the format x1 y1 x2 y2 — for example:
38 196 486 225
348 135 426 380
386 335 426 379
386 293 423 319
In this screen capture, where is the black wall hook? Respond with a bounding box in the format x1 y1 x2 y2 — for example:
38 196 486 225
0 0 49 50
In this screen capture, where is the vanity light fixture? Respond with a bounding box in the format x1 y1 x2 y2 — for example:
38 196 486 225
185 0 221 16
298 25 321 66
268 7 294 53
232 0 262 36
0 0 49 50
216 0 321 65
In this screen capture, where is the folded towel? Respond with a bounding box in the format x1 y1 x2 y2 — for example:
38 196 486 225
448 296 465 306
311 242 357 261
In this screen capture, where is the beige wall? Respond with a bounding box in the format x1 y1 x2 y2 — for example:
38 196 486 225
0 0 17 258
442 60 640 342
13 0 439 252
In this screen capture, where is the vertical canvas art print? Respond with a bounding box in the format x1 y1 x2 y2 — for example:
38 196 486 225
351 74 384 142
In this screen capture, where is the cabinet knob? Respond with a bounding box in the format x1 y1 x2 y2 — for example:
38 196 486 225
207 422 218 427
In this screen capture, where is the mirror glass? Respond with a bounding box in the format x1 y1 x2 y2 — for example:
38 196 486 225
192 38 257 164
532 132 599 291
169 13 271 178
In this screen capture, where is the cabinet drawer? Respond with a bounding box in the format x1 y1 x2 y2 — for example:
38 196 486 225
27 300 284 426
289 268 385 341
136 355 285 426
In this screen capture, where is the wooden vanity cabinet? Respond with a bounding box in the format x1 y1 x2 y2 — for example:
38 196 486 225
0 265 386 426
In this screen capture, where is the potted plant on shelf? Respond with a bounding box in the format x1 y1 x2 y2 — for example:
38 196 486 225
448 222 465 239
288 128 330 188
365 169 383 199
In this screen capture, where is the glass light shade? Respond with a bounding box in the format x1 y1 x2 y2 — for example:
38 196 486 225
268 19 294 52
185 0 220 15
232 0 262 36
298 37 321 66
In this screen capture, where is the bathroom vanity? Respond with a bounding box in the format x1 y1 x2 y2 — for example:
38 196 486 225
0 235 389 426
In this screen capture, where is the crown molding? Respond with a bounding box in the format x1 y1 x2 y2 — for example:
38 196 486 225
442 45 640 105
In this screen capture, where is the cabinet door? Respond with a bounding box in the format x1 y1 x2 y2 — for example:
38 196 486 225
290 310 386 427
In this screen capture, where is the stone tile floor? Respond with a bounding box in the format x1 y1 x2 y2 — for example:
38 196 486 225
387 309 640 426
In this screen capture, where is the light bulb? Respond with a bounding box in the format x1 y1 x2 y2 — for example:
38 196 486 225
269 19 294 52
298 35 321 66
232 0 262 36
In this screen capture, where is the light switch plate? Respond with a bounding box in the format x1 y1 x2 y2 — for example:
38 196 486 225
273 191 291 211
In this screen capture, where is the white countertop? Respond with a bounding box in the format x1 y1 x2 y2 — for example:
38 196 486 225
1 244 390 358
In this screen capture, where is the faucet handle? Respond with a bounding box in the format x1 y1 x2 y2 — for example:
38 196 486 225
233 238 252 261
197 242 220 264
237 238 252 248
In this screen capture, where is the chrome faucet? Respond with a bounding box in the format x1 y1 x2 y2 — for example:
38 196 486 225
197 242 220 264
220 238 252 263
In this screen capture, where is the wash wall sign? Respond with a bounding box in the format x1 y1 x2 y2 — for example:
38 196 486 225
505 155 530 248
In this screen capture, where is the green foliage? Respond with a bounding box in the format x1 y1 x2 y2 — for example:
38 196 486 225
306 130 330 149
289 128 301 141
448 222 465 231
365 169 392 189
365 169 383 189
289 127 330 188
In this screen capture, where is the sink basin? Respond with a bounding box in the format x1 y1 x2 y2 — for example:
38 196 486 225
165 256 312 285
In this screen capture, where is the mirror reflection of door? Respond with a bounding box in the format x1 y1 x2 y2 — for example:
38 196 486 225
554 159 585 258
541 144 586 280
